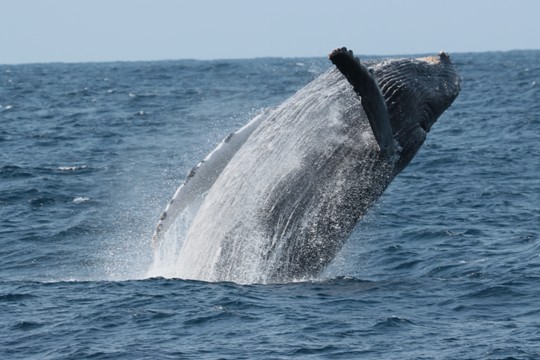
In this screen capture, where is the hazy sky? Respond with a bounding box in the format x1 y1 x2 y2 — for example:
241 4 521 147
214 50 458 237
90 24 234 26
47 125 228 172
1 0 539 64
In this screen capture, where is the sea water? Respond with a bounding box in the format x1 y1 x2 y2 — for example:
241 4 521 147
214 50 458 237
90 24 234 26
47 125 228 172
1 51 539 359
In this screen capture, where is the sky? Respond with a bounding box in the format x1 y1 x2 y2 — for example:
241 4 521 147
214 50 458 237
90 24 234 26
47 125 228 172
1 0 540 64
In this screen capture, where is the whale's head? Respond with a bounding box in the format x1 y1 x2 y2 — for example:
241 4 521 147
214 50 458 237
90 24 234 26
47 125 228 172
373 52 461 171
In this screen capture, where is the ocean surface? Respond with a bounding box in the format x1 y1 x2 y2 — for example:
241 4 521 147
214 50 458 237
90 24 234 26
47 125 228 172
1 50 539 359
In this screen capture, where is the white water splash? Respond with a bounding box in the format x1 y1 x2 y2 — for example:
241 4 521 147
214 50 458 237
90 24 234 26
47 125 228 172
147 199 202 278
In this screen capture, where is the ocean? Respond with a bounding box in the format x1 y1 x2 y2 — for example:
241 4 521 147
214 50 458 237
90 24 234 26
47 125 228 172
1 50 539 359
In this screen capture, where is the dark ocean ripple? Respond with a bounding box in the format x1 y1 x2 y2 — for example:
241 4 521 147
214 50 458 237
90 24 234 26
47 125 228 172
1 51 539 359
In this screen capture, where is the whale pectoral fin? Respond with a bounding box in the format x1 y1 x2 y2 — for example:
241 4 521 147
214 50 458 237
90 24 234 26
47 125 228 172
152 109 271 247
329 47 395 157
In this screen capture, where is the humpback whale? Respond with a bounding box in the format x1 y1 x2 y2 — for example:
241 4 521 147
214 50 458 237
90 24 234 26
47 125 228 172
149 47 461 283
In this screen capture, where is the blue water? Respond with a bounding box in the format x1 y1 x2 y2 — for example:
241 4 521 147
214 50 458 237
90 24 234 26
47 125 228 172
1 51 539 359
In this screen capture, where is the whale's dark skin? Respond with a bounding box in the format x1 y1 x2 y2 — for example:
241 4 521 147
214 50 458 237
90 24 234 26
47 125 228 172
152 47 461 283
331 48 461 174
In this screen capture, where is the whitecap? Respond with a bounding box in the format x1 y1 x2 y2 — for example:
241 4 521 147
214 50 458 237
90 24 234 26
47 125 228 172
73 197 89 203
58 165 87 171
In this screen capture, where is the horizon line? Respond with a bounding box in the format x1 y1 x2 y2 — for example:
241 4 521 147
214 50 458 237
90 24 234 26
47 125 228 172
1 48 538 67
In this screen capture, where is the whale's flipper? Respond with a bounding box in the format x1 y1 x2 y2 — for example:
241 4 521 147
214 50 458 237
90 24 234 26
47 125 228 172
152 109 271 247
329 47 395 157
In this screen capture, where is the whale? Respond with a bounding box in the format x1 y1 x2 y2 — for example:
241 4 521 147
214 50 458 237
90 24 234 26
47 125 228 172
149 47 461 283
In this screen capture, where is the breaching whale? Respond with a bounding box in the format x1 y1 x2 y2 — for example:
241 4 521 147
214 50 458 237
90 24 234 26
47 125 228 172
149 47 461 283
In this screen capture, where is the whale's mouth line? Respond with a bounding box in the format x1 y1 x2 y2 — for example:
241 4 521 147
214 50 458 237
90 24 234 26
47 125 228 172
419 121 429 133
418 101 440 134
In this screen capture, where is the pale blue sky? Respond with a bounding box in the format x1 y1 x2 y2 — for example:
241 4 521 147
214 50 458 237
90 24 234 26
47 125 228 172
1 0 539 64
